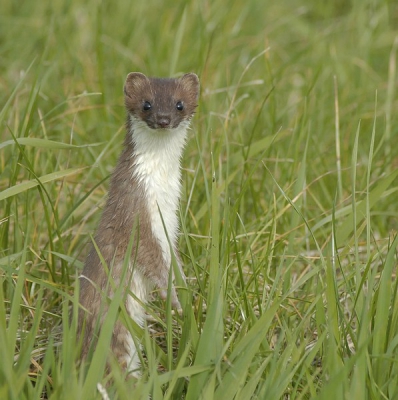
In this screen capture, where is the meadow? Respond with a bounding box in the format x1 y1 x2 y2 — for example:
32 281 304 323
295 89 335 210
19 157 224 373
1 0 398 398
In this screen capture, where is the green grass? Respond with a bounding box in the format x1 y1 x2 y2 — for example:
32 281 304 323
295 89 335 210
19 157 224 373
1 0 398 398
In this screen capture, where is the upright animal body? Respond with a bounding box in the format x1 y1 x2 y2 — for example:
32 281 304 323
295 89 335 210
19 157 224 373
77 72 200 375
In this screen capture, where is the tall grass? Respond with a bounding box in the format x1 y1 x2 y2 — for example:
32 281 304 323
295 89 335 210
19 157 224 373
1 0 398 398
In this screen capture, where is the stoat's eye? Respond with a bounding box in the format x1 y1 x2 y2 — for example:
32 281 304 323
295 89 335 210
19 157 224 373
176 101 184 111
143 101 152 111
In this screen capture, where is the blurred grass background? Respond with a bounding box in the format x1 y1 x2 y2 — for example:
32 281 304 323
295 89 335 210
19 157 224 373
1 0 398 398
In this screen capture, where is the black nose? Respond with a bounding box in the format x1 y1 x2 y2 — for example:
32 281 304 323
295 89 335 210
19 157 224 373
157 116 171 128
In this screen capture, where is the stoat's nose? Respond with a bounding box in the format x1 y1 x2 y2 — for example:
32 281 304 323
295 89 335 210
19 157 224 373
157 115 171 128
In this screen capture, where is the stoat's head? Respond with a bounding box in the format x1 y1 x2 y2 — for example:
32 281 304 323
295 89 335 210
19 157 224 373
124 72 199 130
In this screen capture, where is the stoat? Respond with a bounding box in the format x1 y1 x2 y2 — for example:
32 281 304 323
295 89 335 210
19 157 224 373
77 72 200 376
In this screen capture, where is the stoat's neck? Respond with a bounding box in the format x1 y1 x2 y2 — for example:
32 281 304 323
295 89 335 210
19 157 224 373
129 117 188 169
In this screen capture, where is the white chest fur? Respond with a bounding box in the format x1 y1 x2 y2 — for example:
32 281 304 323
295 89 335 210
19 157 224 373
130 118 188 266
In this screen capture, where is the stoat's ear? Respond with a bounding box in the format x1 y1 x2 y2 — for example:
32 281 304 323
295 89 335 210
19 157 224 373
179 73 200 100
124 72 150 98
